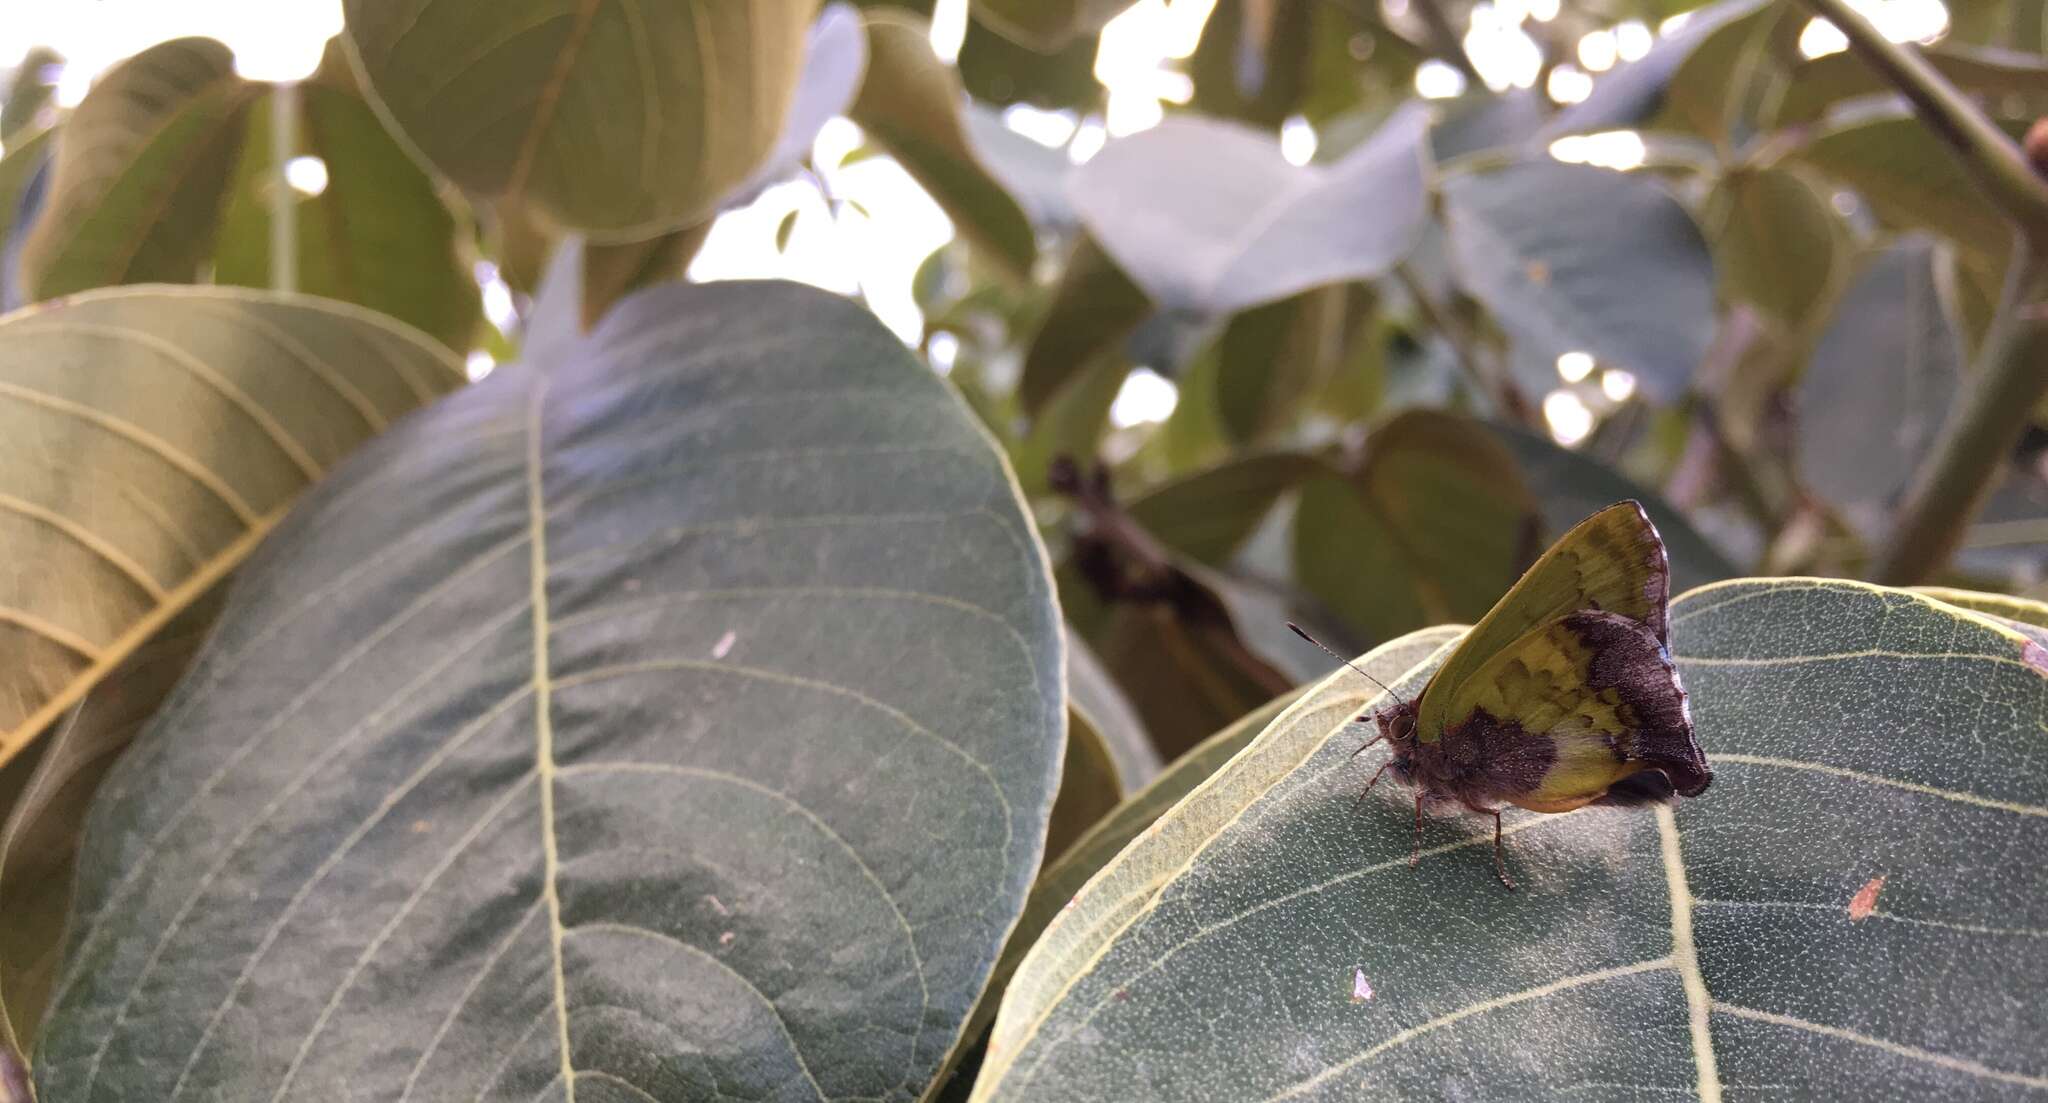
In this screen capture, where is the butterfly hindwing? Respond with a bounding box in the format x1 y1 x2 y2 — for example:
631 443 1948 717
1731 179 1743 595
1414 500 1671 741
1424 609 1709 813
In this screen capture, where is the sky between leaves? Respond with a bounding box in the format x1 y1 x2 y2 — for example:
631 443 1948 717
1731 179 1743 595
0 0 1954 434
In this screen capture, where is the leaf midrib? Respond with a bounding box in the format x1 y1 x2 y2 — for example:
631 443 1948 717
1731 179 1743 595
523 376 576 1098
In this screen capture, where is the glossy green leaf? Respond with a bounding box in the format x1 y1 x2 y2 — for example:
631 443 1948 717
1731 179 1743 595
852 11 1037 281
215 47 481 352
1071 103 1429 315
32 280 1062 1101
1795 237 1963 539
1292 410 1539 644
976 579 2048 1099
1703 165 1844 329
342 0 817 238
0 286 463 775
21 38 257 298
1490 420 1741 592
1443 160 1717 402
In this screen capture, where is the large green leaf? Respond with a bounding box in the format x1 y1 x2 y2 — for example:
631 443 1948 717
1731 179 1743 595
214 45 481 352
31 281 1063 1100
342 0 817 238
1443 160 1717 402
20 38 257 298
975 579 2048 1099
0 287 462 775
1070 103 1429 315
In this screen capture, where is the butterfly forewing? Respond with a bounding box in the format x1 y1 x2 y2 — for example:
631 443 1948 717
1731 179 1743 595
1413 500 1671 741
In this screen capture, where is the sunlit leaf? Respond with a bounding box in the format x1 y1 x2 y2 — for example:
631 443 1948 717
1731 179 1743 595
342 0 817 237
971 0 1127 52
1443 159 1716 402
32 280 1062 1101
1071 103 1429 316
976 580 2048 1099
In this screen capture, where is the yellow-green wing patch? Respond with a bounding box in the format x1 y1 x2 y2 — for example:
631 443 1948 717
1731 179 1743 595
1417 501 1670 740
1435 610 1708 811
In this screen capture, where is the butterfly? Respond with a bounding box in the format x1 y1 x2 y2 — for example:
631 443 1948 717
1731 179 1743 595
1292 500 1712 889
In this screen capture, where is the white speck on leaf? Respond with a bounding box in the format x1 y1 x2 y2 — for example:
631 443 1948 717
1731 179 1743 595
712 630 737 659
1351 966 1374 1002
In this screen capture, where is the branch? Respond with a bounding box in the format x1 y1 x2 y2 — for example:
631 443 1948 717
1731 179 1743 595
1793 0 2048 250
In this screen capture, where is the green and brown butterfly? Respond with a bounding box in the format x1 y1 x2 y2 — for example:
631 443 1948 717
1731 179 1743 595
1293 500 1711 889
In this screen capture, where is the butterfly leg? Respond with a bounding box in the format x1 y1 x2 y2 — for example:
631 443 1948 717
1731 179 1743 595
1490 808 1516 891
1351 758 1398 810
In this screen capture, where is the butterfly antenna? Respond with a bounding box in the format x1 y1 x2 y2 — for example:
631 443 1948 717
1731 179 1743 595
1287 622 1408 707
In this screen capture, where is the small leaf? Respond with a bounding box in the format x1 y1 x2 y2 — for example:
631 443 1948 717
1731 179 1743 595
21 38 257 298
1704 165 1845 328
1795 237 1963 539
1127 451 1330 567
775 208 800 253
1649 0 1786 143
852 10 1038 280
976 581 2048 1099
1071 103 1430 315
342 0 817 236
32 281 1062 1100
1292 410 1540 643
1443 159 1717 402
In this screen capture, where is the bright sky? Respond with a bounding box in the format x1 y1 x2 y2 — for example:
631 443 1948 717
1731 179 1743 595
4 0 1952 433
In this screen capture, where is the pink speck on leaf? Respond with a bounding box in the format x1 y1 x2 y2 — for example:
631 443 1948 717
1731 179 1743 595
1351 966 1374 1003
712 630 738 659
1849 876 1886 921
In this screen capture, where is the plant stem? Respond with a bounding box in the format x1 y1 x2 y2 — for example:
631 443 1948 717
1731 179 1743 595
269 81 299 293
1872 253 2048 583
1792 0 2048 250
